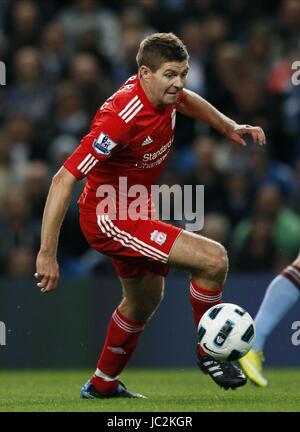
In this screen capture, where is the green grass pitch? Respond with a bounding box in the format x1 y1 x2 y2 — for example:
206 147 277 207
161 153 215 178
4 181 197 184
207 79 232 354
0 368 299 412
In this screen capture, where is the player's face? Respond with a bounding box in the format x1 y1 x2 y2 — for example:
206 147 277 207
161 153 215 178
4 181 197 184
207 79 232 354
143 61 189 106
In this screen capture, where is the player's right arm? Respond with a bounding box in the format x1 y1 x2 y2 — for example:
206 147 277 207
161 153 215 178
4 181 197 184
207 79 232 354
35 166 78 293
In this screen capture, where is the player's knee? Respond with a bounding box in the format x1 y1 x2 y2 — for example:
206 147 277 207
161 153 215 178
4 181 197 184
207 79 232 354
194 242 228 282
210 243 228 279
218 244 229 272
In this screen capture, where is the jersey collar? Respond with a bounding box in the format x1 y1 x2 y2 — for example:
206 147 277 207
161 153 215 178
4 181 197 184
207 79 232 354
136 74 166 114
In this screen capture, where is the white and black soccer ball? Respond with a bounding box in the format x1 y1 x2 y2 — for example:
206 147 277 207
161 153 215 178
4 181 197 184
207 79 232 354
198 303 256 362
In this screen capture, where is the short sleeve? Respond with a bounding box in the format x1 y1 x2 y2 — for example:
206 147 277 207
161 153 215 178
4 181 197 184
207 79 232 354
63 111 130 180
176 89 187 106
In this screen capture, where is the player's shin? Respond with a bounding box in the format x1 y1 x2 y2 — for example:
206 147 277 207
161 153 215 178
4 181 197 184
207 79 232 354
189 280 223 327
189 280 223 357
91 308 147 393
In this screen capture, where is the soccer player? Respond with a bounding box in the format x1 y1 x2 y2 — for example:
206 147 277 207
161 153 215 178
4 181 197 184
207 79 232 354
35 33 266 398
239 253 300 387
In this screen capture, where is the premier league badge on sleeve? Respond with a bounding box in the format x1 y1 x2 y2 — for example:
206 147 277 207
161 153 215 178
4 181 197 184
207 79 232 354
93 133 118 156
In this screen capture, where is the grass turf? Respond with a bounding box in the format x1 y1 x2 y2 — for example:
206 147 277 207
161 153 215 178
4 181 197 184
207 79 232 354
0 368 299 412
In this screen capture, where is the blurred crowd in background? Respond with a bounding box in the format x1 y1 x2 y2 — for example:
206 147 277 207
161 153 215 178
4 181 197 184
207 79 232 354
0 0 300 277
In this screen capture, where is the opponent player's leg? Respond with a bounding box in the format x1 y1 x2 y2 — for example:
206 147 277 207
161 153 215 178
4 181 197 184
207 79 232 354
169 230 246 389
240 253 300 387
82 273 164 399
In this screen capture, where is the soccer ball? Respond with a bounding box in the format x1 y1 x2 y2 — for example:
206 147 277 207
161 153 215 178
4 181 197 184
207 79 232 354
197 303 256 362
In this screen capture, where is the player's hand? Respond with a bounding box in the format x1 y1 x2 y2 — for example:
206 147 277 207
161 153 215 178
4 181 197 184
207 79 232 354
226 124 266 147
35 250 60 294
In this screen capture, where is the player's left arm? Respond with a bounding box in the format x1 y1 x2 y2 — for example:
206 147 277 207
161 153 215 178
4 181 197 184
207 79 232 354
177 88 266 146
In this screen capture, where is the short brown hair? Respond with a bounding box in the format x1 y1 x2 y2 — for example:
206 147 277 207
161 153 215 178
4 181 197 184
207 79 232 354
136 32 189 71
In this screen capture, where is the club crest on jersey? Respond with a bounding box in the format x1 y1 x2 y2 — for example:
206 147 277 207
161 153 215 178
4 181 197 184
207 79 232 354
150 230 167 245
93 133 118 155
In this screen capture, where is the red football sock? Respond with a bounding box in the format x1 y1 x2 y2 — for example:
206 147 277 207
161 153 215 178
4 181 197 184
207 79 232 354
190 280 223 326
190 280 223 357
91 308 146 393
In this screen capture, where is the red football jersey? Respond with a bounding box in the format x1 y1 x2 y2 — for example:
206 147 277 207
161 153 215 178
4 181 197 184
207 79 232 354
64 74 186 217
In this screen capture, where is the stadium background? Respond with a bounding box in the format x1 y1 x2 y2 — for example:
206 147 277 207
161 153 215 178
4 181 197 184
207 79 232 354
0 0 299 368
